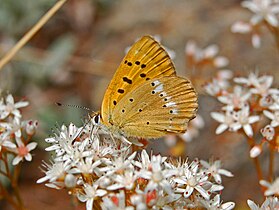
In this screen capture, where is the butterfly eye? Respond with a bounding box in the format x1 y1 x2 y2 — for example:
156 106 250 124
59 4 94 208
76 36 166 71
93 114 100 124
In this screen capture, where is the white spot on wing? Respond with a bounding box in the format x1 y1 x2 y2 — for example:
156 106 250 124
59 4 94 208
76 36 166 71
154 84 164 93
172 109 179 114
153 80 160 86
165 102 176 107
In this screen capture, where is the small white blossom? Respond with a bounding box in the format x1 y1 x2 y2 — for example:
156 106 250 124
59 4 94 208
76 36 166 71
137 153 176 195
261 124 275 140
217 85 251 109
199 194 235 210
263 110 279 127
242 0 279 27
250 145 262 158
107 170 137 191
231 104 260 136
0 94 29 119
25 120 38 135
173 161 211 200
248 197 279 209
211 109 237 135
0 131 16 151
185 41 229 68
260 178 279 196
231 21 261 48
37 161 69 185
11 137 37 165
200 160 233 184
77 183 107 210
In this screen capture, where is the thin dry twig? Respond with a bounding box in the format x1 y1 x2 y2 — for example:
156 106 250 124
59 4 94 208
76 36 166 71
0 0 68 70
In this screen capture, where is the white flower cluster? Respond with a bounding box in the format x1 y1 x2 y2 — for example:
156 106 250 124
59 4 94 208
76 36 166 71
206 71 279 157
231 0 279 48
0 94 38 165
38 122 234 210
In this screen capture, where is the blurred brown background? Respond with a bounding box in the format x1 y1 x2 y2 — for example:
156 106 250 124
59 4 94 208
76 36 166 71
0 0 279 209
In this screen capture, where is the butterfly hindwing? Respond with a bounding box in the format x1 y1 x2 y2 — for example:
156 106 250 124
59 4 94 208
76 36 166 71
111 76 198 138
101 36 176 125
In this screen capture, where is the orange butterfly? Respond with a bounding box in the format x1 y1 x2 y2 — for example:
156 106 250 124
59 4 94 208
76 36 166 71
93 36 198 141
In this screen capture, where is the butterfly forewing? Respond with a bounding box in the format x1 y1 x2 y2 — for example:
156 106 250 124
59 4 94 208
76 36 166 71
111 77 198 138
101 36 176 125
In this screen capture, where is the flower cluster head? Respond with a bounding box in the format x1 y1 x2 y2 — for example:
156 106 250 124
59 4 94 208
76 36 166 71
231 0 279 48
0 93 38 165
38 122 234 209
206 71 279 157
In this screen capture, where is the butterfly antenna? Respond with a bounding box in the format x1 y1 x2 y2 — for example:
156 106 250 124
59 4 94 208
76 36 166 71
56 102 91 111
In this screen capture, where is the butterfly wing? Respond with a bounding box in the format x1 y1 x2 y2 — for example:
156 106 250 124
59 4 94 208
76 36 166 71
110 76 198 138
101 36 176 125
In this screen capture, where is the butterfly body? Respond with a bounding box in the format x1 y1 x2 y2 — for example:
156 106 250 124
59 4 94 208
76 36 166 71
96 36 198 140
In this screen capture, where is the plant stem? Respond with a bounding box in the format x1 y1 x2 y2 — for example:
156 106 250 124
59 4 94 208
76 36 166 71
0 184 19 209
12 164 24 209
246 134 264 193
0 0 68 70
268 143 274 182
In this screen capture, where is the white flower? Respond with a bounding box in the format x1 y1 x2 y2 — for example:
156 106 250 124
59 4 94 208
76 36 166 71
11 137 37 165
211 109 237 135
45 123 86 165
173 161 211 200
234 72 270 87
231 104 260 136
102 151 136 175
263 110 279 127
231 21 253 33
199 194 235 210
185 41 229 68
231 21 261 48
250 75 278 96
37 161 70 187
204 79 224 96
248 197 279 209
0 130 16 151
217 85 251 109
0 94 29 119
242 0 279 27
200 160 233 184
204 70 232 97
25 120 38 135
137 153 176 195
269 93 279 110
107 170 137 191
68 155 102 175
261 124 275 140
77 183 107 210
260 178 279 196
0 117 22 138
250 145 262 158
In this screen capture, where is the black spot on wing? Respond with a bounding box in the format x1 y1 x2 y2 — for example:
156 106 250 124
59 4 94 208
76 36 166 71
123 77 132 84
